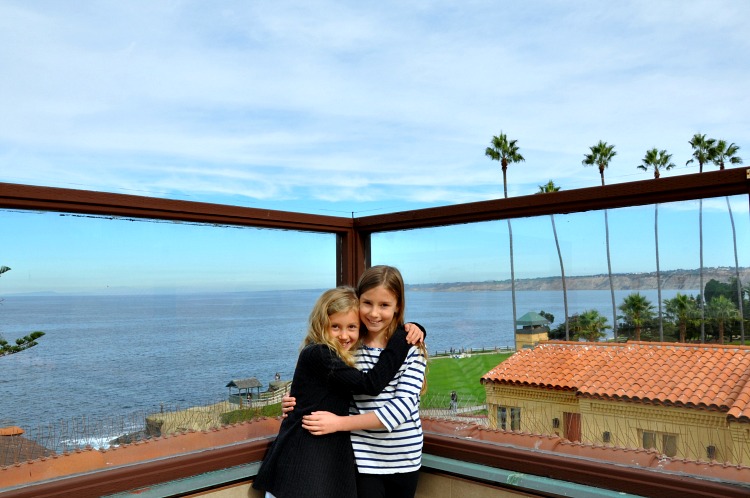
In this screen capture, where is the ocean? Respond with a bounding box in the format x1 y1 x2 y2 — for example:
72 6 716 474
0 288 691 433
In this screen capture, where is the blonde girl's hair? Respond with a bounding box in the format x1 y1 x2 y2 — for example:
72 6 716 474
356 266 429 393
303 286 360 367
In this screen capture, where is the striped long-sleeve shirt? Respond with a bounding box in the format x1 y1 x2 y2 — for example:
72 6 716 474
350 343 426 474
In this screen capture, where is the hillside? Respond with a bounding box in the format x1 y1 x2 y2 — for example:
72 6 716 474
407 267 750 292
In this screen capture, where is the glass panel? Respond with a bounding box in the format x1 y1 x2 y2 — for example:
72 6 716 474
510 407 521 431
372 194 750 349
663 434 677 457
643 431 657 450
0 209 336 445
498 407 507 430
371 192 750 471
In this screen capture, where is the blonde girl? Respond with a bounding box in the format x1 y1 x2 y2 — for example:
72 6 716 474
253 286 416 498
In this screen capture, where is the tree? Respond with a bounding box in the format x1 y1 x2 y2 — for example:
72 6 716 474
1 331 46 357
664 293 699 343
711 140 742 170
711 140 745 343
704 279 733 303
618 293 655 342
0 265 46 357
707 296 739 344
536 180 569 339
582 141 618 340
637 148 675 340
686 133 716 173
687 133 717 342
538 310 555 324
485 132 525 340
637 148 675 179
572 309 610 342
485 132 525 199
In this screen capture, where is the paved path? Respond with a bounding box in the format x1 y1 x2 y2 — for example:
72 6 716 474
421 405 488 426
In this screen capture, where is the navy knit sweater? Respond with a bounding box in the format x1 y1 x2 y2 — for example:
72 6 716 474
253 327 411 498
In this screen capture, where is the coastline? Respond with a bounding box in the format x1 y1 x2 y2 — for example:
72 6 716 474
407 267 750 292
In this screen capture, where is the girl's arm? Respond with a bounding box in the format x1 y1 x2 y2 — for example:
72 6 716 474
303 348 427 436
318 326 412 396
281 323 426 416
364 347 426 432
302 410 383 435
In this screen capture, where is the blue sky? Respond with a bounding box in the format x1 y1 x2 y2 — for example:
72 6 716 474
1 1 749 293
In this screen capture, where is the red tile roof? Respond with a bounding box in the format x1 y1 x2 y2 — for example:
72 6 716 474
423 418 750 486
481 341 750 421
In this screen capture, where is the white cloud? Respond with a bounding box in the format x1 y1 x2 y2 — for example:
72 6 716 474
1 0 748 212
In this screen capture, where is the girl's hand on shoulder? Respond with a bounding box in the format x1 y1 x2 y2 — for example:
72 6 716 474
302 411 344 436
405 322 425 345
281 395 296 418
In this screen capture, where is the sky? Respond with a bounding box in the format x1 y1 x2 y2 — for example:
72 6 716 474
1 1 749 293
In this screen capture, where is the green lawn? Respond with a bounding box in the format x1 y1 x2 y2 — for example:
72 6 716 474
244 352 513 415
425 352 512 401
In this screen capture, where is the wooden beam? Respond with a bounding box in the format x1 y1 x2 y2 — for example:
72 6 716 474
0 182 351 233
355 168 750 233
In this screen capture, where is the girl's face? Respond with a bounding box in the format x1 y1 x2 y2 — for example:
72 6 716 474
327 308 360 351
359 285 399 336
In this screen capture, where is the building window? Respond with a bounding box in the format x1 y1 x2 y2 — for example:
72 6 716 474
498 406 521 431
640 430 678 457
707 445 717 460
663 434 677 457
642 431 657 450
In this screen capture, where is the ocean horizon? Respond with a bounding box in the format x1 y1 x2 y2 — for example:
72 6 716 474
0 288 694 435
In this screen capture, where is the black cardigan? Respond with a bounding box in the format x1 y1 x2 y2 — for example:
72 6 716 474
253 326 412 498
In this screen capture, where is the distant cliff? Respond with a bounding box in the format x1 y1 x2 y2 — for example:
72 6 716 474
406 267 750 292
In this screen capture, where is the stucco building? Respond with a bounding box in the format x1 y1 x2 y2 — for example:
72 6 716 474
514 311 550 350
481 341 750 465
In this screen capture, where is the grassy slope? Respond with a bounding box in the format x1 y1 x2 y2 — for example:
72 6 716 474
221 353 511 422
426 352 512 400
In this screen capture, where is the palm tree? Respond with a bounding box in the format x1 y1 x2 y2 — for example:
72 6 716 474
712 140 742 170
582 140 618 340
711 140 745 343
486 132 525 339
664 293 698 343
537 180 569 339
485 132 525 198
572 310 610 342
707 296 739 344
687 133 716 173
637 148 675 179
687 133 716 343
637 148 675 341
618 292 655 341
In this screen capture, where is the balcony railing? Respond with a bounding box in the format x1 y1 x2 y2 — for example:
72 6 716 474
1 168 749 497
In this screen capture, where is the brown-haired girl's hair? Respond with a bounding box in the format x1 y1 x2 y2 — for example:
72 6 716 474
303 286 360 366
356 265 405 341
